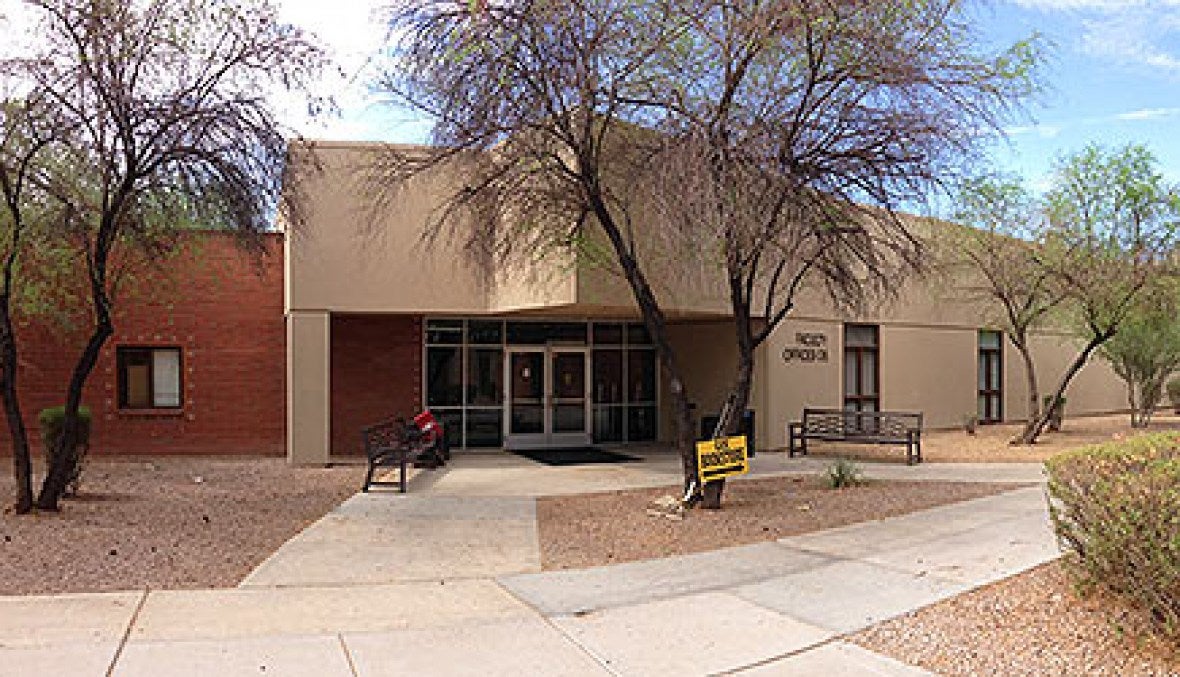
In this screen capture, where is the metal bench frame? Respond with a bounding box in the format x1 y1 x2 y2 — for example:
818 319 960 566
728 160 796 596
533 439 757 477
361 417 446 493
788 408 923 465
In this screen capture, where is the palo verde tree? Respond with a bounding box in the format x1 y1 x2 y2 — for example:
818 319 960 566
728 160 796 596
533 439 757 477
1022 143 1180 443
1097 277 1180 428
942 173 1064 444
637 0 1041 506
375 0 710 491
0 92 66 514
18 0 326 511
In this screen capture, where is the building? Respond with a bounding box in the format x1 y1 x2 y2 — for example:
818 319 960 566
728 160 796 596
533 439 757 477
0 141 1128 461
282 141 1126 464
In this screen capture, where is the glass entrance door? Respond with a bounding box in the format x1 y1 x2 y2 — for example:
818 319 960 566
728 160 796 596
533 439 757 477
505 347 590 448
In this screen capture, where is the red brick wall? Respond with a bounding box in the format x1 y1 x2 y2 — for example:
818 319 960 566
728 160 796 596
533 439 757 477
330 314 423 455
2 232 285 457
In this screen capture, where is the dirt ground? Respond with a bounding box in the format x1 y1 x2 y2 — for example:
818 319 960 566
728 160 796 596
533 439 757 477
0 456 359 595
538 475 1023 570
805 412 1180 464
854 561 1179 676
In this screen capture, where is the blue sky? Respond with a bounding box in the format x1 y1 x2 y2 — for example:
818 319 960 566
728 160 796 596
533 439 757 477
281 0 1180 194
971 0 1180 190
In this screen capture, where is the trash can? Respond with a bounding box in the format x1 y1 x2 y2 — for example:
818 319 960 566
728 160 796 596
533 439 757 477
700 410 755 457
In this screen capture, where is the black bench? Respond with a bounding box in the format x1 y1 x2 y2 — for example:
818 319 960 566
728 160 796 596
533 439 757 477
361 417 448 493
788 408 923 465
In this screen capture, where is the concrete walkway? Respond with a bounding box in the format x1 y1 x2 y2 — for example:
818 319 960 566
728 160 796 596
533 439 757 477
0 457 1057 676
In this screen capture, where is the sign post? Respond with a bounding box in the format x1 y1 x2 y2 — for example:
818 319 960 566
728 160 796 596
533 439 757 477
696 435 750 484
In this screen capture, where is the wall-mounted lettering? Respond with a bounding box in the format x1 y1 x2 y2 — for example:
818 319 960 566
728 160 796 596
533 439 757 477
782 332 829 363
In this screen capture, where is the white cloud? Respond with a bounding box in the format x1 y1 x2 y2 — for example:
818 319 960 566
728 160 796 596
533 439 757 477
1114 107 1180 120
1057 4 1180 75
1004 123 1063 138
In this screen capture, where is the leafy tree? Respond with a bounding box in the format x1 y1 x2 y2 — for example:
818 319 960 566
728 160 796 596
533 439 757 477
0 95 65 513
942 174 1064 443
12 0 327 510
1025 144 1180 443
1097 279 1180 428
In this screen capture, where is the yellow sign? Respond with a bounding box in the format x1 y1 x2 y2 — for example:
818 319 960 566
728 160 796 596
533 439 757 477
696 436 749 483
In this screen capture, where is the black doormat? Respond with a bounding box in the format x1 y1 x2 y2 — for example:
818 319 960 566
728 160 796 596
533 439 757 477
510 447 641 466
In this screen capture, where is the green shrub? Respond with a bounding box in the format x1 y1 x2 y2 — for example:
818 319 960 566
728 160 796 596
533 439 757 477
1045 433 1180 640
824 459 863 489
38 405 93 498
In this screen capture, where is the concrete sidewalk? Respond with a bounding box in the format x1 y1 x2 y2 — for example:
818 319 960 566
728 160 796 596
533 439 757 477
0 483 1057 676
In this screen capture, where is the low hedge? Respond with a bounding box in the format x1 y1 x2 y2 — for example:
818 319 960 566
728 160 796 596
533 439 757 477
1045 433 1180 639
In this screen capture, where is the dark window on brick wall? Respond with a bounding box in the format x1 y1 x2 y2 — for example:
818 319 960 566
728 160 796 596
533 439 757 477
117 347 183 409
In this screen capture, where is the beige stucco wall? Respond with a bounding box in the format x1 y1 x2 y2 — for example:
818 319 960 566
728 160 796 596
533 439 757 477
878 324 977 429
1003 332 1127 421
286 143 494 314
758 318 844 449
287 311 330 465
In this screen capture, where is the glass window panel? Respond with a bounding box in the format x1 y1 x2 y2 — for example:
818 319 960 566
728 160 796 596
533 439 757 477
978 354 988 389
426 346 463 407
152 349 181 407
553 404 586 433
467 320 503 344
978 395 987 420
844 324 878 348
593 406 624 443
592 323 624 345
592 349 623 404
464 409 502 447
627 405 657 441
552 352 585 400
979 330 1002 350
466 348 503 406
843 353 857 396
626 323 652 345
426 319 463 344
506 322 586 345
123 353 151 408
509 351 545 434
861 352 877 395
991 395 1002 420
990 356 1001 388
434 409 463 448
627 349 656 403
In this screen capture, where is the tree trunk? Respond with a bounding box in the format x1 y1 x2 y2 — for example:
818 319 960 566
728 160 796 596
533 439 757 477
1009 334 1041 445
0 304 32 514
584 193 698 495
1014 333 1109 445
35 321 111 510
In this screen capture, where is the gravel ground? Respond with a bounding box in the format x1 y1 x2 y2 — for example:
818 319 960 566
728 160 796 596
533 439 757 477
853 561 1179 676
0 456 359 595
538 475 1023 570
806 413 1180 464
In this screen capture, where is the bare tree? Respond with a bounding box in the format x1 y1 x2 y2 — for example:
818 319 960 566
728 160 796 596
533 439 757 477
636 0 1041 505
374 0 710 490
942 174 1064 444
14 0 327 510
